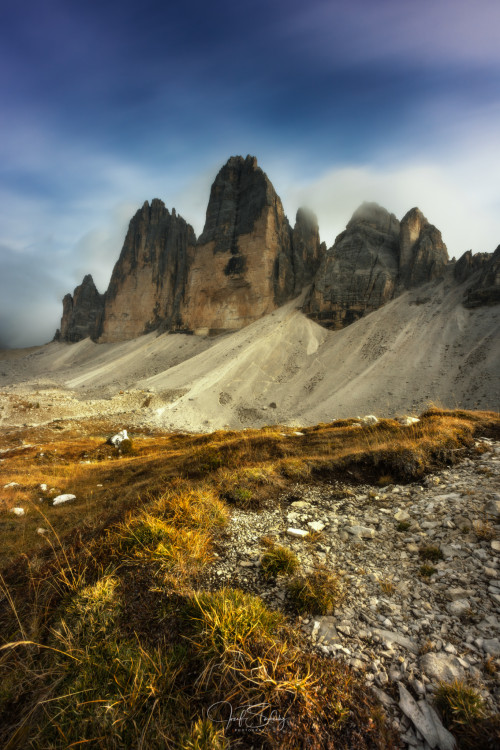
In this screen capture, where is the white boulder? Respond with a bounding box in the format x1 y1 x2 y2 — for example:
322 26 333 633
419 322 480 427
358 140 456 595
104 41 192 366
53 494 76 506
108 429 128 447
399 416 420 426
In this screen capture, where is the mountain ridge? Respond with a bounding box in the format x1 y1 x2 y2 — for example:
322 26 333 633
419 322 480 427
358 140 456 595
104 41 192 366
55 155 499 343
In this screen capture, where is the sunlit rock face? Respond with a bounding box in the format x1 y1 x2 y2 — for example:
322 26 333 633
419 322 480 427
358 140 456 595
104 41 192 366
56 156 325 342
398 207 448 289
181 155 323 334
99 200 196 342
55 274 104 342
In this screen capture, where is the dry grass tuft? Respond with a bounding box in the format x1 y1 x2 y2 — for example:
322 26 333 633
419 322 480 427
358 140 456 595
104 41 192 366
419 545 444 562
287 566 344 614
260 541 300 579
432 679 500 749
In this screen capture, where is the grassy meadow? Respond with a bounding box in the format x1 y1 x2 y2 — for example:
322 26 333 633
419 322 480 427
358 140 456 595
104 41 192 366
0 408 499 748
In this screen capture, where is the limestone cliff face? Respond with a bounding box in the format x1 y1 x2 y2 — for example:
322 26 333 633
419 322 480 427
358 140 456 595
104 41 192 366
99 200 196 342
181 155 307 333
463 246 500 307
55 274 104 342
454 250 491 284
59 155 499 344
305 203 449 329
398 208 448 289
56 155 325 342
305 203 401 329
292 208 325 293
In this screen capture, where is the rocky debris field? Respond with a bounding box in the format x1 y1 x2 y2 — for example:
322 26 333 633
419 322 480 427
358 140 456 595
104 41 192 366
208 439 500 749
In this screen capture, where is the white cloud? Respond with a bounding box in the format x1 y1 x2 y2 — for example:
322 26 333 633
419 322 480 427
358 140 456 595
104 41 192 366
281 0 500 68
279 112 500 256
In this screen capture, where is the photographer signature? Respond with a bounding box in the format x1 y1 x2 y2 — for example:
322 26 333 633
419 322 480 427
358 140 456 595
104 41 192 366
207 701 289 732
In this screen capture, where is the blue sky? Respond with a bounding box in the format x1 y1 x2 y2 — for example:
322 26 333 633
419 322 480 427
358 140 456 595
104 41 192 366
1 0 499 347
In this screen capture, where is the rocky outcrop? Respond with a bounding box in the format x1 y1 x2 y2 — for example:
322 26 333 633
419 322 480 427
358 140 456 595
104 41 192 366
304 203 449 329
304 203 401 329
398 208 448 289
181 156 320 333
54 156 325 342
99 200 196 342
454 250 491 284
54 274 104 342
463 245 500 307
57 154 500 344
292 208 325 293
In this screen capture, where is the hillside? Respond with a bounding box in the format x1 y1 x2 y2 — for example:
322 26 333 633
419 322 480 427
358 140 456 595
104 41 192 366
1 269 498 431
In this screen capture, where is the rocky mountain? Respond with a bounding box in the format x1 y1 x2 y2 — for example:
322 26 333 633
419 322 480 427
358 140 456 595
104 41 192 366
56 155 499 343
99 200 196 342
54 274 104 343
461 245 500 307
180 156 324 334
304 204 449 329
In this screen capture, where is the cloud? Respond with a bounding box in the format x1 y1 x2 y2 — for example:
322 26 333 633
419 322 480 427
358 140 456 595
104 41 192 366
279 0 500 68
282 158 500 257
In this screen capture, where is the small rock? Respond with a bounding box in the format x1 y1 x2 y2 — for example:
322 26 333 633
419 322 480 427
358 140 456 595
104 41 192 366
482 638 500 656
398 684 439 749
420 652 465 682
107 429 128 447
395 509 411 522
287 528 308 539
10 507 25 516
447 599 470 617
361 415 378 425
399 417 420 426
483 567 497 578
291 501 311 509
52 494 77 506
4 482 19 488
347 525 376 539
486 499 500 518
491 540 500 553
447 587 471 601
308 521 325 533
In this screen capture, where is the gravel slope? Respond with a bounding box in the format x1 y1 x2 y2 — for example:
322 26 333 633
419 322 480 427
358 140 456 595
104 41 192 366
0 271 499 430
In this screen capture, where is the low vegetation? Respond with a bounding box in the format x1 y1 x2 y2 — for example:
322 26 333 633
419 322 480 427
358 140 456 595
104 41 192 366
260 538 300 579
419 544 444 562
287 565 344 614
0 407 498 747
434 679 500 749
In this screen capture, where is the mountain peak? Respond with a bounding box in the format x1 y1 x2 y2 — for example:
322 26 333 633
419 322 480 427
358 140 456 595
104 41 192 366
55 155 498 344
